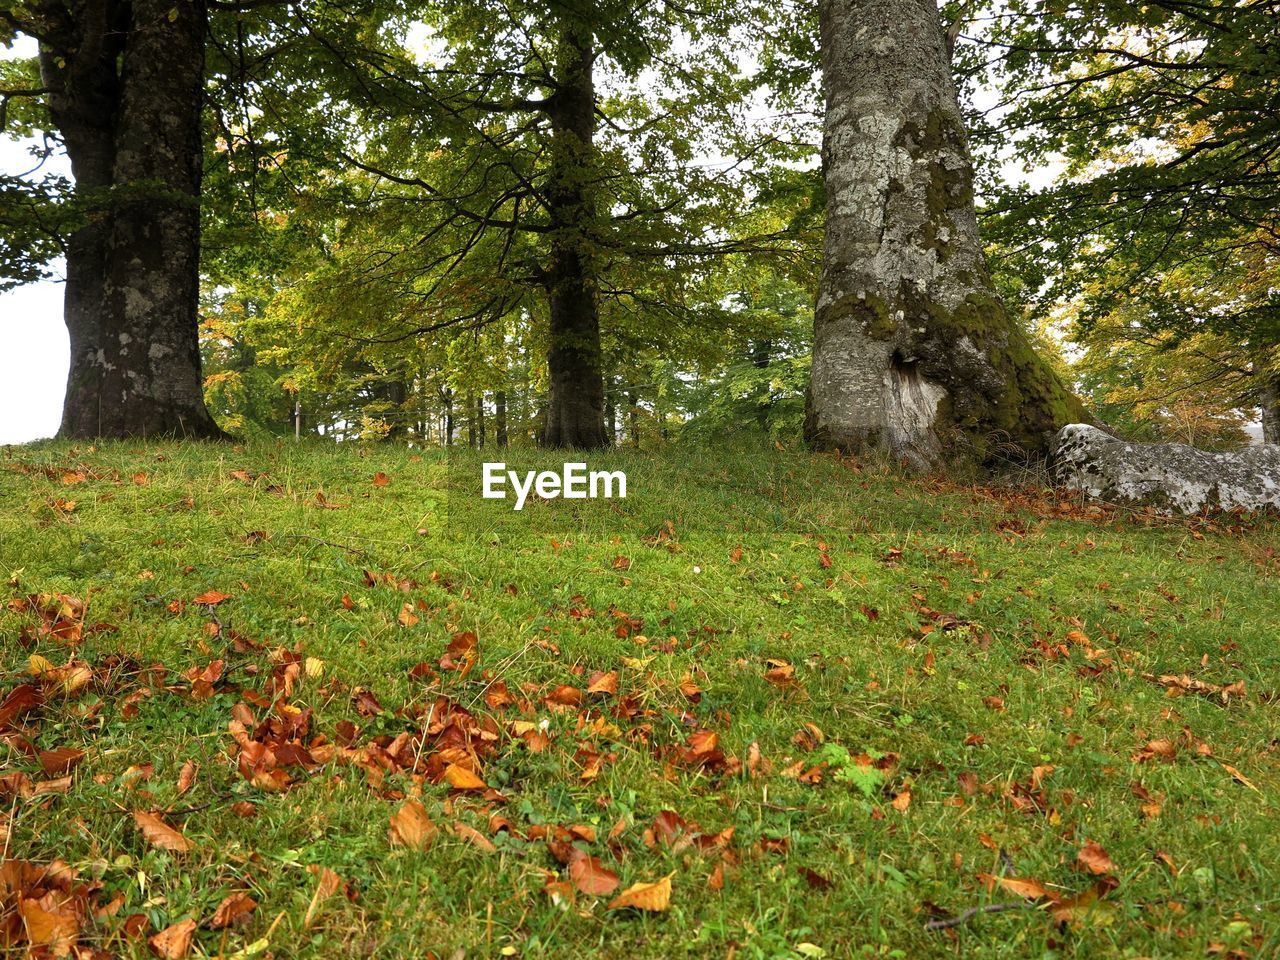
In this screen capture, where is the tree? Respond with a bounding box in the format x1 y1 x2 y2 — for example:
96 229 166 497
204 0 799 449
973 0 1279 441
805 0 1084 468
2 0 223 438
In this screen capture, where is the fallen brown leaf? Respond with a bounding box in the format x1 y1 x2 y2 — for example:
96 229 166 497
569 852 621 897
133 811 193 853
977 873 1050 900
148 918 197 958
1077 841 1117 876
389 800 437 850
606 872 674 913
209 892 257 929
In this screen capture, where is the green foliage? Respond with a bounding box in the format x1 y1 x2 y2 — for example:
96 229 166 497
5 440 1280 957
197 0 818 443
970 0 1280 430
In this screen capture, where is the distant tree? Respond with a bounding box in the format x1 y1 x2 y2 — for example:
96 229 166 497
203 0 802 449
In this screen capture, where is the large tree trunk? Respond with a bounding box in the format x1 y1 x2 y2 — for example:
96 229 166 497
805 0 1085 468
93 0 222 438
40 0 223 439
542 27 608 449
37 0 124 438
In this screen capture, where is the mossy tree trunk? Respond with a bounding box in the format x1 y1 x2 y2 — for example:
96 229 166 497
39 0 223 439
36 0 124 439
805 0 1085 469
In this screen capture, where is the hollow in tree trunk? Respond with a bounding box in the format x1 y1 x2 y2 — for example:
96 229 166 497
805 0 1085 469
541 25 608 449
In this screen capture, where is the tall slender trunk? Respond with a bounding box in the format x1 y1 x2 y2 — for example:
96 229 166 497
495 390 508 447
542 26 608 449
627 388 640 448
805 0 1084 468
442 388 454 446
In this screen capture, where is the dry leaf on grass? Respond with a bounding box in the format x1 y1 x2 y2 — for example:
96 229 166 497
569 852 620 897
176 760 197 795
977 873 1050 900
442 763 486 790
133 811 192 853
451 822 497 853
148 918 197 958
1077 841 1117 876
303 865 343 929
389 800 437 850
38 747 85 777
210 892 257 929
19 898 78 954
606 872 674 912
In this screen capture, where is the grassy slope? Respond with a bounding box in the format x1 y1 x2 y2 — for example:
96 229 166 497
2 440 1278 959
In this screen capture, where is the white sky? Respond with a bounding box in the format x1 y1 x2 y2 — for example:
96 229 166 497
1 38 67 444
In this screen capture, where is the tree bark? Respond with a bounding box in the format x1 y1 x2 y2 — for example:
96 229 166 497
495 389 508 447
94 0 221 437
37 0 123 437
805 0 1085 468
541 26 608 449
376 377 408 441
37 0 223 439
627 387 640 448
1260 379 1279 445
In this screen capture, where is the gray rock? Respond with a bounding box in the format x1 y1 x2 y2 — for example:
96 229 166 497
1054 424 1280 513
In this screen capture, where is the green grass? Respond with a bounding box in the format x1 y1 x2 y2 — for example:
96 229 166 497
2 439 1278 959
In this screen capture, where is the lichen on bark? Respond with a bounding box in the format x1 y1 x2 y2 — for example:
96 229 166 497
806 0 1085 469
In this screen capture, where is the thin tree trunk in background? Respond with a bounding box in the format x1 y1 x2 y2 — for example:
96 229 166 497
477 392 486 447
805 0 1084 468
466 391 477 447
495 390 507 447
383 378 408 441
542 25 608 449
443 388 454 446
627 388 640 448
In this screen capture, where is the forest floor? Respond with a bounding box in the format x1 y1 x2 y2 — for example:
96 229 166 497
2 440 1278 959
